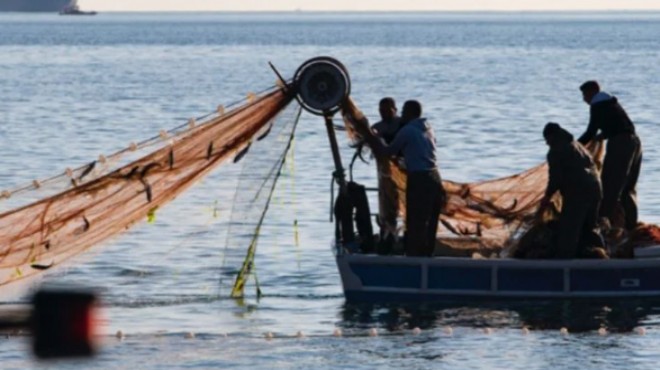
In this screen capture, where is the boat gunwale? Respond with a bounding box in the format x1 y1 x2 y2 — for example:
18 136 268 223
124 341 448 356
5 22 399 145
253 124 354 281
336 251 660 269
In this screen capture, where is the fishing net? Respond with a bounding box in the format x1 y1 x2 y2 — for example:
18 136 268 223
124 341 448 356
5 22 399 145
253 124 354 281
340 99 611 257
0 87 294 287
222 103 302 298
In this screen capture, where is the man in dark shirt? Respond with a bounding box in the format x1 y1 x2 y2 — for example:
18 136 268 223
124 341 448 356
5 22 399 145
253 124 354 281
538 123 603 258
354 100 446 257
370 97 401 246
371 97 401 143
578 81 642 230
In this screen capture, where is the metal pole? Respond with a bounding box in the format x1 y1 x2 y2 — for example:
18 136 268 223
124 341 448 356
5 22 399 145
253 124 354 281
324 114 346 192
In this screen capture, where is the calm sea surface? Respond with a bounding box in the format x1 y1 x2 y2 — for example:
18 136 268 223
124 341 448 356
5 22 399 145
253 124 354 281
2 12 660 369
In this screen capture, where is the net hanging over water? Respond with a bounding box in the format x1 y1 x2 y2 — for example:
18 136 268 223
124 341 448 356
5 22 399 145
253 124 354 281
223 102 302 298
0 87 296 287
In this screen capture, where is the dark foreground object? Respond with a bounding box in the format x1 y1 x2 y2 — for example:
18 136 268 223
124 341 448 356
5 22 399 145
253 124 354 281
31 289 97 359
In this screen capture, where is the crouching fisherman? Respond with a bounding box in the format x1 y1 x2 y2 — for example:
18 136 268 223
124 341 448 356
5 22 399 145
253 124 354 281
537 123 604 258
354 100 446 257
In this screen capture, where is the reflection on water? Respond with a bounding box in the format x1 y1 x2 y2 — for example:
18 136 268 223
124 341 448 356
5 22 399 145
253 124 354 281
340 299 660 333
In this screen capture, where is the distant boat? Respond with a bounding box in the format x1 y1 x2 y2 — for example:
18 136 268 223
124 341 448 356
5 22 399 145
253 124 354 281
0 0 70 12
59 0 95 15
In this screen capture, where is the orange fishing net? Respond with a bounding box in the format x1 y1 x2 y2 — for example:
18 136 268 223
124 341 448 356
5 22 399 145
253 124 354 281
0 88 293 286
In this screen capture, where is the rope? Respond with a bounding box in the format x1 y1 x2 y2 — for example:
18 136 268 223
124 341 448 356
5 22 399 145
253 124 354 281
229 107 302 298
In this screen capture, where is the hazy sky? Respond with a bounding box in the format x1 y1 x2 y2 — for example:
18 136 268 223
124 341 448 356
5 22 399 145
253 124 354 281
81 0 660 11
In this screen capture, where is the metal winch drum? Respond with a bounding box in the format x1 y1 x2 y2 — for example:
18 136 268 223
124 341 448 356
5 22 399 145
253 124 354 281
293 57 351 116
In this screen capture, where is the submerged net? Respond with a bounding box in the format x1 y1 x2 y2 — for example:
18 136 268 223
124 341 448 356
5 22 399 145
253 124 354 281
0 87 294 287
341 99 607 256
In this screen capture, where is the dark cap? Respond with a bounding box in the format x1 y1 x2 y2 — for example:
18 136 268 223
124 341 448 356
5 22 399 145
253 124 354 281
543 122 561 139
543 122 573 142
580 80 600 92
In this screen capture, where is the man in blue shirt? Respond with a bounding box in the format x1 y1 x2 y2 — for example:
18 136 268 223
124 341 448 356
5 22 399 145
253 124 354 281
354 100 446 257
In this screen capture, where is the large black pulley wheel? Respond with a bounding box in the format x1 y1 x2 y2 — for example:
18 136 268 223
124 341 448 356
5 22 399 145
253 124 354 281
293 57 351 116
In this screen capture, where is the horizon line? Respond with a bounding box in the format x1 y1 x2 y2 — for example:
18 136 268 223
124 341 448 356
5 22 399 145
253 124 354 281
83 9 660 13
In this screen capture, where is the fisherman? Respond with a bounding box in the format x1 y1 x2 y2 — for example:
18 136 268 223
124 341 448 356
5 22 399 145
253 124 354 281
370 97 402 250
578 81 642 230
537 123 603 258
353 100 446 257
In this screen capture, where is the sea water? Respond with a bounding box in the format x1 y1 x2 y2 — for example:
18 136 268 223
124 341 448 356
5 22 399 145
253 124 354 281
1 12 660 369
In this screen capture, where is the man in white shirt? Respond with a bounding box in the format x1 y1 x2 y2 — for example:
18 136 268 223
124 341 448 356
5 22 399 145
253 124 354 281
370 97 401 250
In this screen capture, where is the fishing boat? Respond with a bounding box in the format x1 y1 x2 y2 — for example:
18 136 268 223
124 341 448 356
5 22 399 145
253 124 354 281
289 57 660 303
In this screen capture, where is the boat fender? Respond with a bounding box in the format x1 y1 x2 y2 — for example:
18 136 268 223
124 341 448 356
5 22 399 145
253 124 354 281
334 181 375 253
